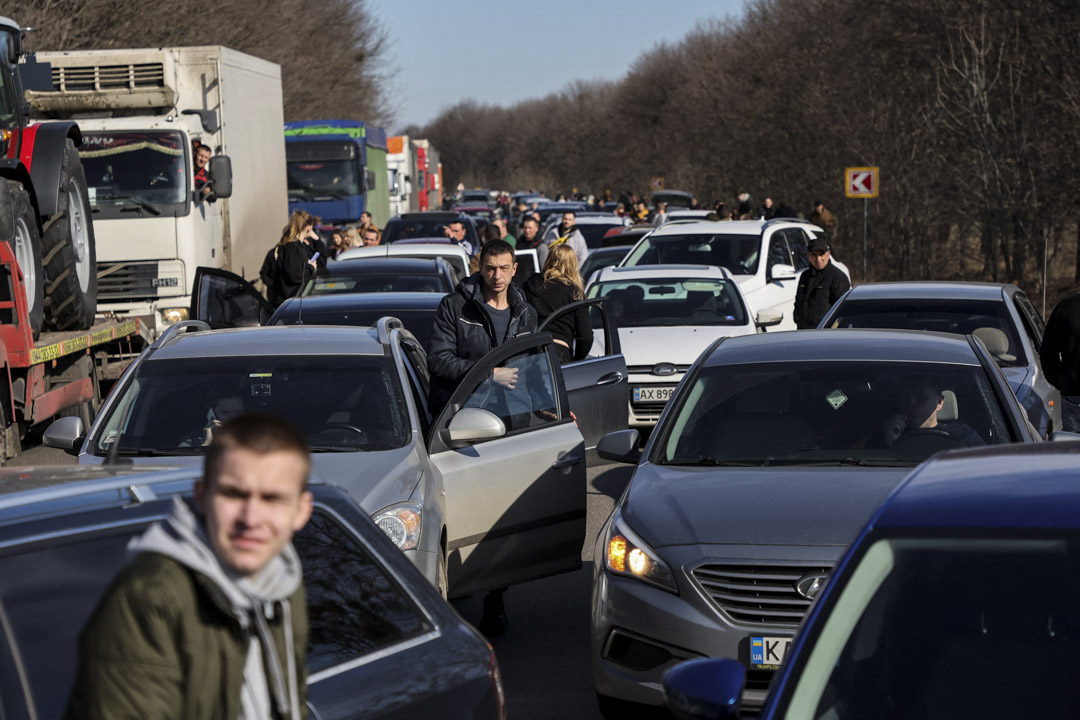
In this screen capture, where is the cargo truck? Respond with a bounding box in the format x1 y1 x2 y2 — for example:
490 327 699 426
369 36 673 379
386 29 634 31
284 120 391 228
27 46 289 335
413 139 442 212
387 135 418 216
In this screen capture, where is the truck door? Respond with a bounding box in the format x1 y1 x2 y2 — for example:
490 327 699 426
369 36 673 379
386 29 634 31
190 266 274 329
427 333 586 598
538 298 628 450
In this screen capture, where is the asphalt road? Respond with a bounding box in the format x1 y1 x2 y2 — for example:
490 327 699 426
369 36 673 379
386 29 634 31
12 444 654 719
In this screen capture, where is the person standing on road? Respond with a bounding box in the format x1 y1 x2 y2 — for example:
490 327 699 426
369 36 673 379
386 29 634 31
444 219 475 256
809 200 838 238
1040 293 1080 432
794 237 850 329
268 210 321 307
758 197 776 220
523 244 593 364
65 413 313 720
543 211 590 266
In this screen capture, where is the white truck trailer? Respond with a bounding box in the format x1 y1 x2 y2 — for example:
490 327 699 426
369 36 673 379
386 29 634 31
27 46 287 335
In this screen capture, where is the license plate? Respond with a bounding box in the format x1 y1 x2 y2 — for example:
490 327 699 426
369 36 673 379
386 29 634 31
633 385 677 403
750 636 791 668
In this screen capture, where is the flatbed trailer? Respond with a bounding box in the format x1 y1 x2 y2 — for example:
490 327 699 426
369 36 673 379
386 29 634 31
0 244 150 460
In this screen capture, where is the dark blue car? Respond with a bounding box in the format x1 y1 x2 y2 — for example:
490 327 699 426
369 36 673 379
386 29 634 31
664 442 1080 720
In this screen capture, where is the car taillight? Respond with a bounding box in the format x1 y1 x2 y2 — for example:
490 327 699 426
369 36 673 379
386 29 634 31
488 645 507 720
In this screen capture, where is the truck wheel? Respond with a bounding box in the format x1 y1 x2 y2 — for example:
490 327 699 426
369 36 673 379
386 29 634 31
42 139 97 332
7 180 45 339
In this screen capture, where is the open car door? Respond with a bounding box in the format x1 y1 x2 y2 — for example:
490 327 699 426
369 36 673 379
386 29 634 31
427 332 587 598
190 266 274 329
538 298 628 450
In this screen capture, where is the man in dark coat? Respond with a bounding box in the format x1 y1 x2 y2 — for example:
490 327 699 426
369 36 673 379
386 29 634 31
794 237 850 329
1040 294 1080 431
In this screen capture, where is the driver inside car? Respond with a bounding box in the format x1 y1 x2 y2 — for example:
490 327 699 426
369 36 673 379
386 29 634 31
885 380 985 448
179 392 245 447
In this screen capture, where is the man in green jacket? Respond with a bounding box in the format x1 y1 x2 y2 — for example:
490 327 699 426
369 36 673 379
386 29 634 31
66 413 314 719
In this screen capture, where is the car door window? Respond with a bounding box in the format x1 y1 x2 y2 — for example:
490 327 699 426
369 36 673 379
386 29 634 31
294 509 433 674
787 229 810 271
400 347 431 437
1013 292 1046 352
767 233 793 272
459 345 561 434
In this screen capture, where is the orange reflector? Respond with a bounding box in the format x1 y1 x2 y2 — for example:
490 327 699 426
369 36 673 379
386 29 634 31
608 535 628 572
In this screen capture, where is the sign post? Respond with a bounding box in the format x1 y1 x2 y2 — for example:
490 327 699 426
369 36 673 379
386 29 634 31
845 167 879 282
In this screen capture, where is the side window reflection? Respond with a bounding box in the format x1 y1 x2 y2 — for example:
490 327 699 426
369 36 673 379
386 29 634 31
462 347 560 433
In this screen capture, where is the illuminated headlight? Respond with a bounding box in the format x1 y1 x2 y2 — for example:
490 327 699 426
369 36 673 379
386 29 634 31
605 511 677 593
160 307 189 325
373 502 423 550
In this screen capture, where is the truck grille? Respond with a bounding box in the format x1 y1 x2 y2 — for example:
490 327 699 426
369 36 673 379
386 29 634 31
51 63 165 92
97 260 185 301
691 563 832 627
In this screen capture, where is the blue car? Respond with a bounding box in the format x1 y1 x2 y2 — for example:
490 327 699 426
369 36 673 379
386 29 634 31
664 442 1080 719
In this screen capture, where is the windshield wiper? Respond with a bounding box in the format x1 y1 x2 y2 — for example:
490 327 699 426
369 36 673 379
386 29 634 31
308 444 361 453
98 195 162 216
310 192 347 200
104 447 203 457
793 457 916 467
670 456 768 467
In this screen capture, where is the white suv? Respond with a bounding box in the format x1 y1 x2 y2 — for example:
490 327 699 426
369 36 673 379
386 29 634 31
619 219 850 332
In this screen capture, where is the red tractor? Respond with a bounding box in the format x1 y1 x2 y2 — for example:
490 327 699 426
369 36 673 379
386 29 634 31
0 16 97 337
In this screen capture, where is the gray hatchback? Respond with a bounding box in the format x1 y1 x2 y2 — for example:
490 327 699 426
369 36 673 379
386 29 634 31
589 329 1045 716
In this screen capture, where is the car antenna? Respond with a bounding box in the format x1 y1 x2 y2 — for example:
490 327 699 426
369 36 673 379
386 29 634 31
295 252 319 325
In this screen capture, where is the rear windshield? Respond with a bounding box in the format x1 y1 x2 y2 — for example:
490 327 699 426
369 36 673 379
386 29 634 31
273 308 437 350
306 269 450 295
826 298 1026 366
578 222 627 248
384 218 477 245
623 233 762 275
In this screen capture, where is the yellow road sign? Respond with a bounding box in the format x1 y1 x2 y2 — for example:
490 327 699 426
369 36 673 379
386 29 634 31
845 167 879 198
650 176 665 191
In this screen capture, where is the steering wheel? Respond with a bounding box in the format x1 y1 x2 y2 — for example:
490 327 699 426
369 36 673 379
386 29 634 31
890 427 965 460
314 423 371 447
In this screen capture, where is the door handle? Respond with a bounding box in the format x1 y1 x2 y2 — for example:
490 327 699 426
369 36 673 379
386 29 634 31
596 371 624 386
552 454 581 469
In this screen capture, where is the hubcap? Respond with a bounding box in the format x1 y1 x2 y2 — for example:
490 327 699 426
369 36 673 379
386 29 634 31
67 179 92 292
13 216 37 312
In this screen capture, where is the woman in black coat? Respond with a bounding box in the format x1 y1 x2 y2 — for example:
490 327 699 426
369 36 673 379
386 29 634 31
267 210 321 307
522 244 593 364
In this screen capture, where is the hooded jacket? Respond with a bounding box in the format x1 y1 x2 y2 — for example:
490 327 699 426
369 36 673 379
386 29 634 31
542 224 590 264
428 273 537 411
65 497 308 720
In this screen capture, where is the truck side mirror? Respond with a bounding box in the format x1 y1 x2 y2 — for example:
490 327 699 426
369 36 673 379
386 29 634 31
209 156 233 198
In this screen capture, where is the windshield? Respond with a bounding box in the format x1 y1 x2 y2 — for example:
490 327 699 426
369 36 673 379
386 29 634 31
623 232 762 275
305 268 451 295
825 298 1027 366
578 222 626 248
79 131 188 212
658 360 1015 467
286 140 362 197
272 308 437 350
587 277 747 327
787 536 1080 720
92 355 409 454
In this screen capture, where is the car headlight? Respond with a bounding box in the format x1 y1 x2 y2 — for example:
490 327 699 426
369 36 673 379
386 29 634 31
373 502 423 550
605 511 677 593
160 307 189 325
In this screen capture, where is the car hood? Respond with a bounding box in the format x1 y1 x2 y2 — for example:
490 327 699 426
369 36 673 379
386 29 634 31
623 463 911 548
613 325 755 367
79 445 424 514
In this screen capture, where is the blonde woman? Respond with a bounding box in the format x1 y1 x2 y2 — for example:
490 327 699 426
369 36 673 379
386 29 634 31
269 210 320 306
343 226 364 249
522 243 594 364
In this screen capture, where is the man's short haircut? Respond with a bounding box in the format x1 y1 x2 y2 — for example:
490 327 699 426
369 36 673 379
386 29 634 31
363 226 379 238
448 220 465 229
482 224 502 243
196 145 211 156
480 239 515 265
522 217 539 227
563 210 576 218
204 412 311 490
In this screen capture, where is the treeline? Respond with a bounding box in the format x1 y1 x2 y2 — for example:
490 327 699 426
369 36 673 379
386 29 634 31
418 0 1080 300
19 0 392 126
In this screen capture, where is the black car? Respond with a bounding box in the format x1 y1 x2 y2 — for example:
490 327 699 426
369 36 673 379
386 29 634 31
383 212 479 247
580 246 632 285
271 292 444 350
0 465 505 719
305 257 457 296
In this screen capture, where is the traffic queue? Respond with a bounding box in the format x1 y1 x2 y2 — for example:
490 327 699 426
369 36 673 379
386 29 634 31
6 185 1080 720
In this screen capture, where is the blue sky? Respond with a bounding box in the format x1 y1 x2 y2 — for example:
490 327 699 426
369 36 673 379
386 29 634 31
371 0 747 130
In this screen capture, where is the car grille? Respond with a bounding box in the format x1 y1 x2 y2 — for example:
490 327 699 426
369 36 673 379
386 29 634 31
97 260 185 301
692 562 832 627
627 364 693 375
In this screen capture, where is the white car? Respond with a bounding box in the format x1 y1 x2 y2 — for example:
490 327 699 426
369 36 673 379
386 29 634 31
338 242 470 279
619 218 850 331
661 209 715 224
586 264 780 427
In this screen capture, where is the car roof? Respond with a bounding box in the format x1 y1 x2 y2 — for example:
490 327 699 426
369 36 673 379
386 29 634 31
874 443 1080 531
394 212 462 221
0 464 197 499
150 325 386 359
843 282 1013 301
275 292 444 318
649 220 764 237
327 257 443 273
594 264 732 281
703 329 982 366
337 243 467 261
572 215 624 225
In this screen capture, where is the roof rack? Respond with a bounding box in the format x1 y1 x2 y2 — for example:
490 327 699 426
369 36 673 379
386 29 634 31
376 316 404 345
762 217 814 228
149 320 211 350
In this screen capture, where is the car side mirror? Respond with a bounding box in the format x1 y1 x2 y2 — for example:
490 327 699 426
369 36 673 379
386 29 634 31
664 657 746 720
43 416 85 455
596 429 641 464
1049 430 1080 442
755 309 783 330
769 263 796 282
446 407 506 446
209 155 233 198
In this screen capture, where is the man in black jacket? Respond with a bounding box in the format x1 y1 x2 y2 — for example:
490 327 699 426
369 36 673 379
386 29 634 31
794 237 850 329
427 239 537 636
1040 293 1080 431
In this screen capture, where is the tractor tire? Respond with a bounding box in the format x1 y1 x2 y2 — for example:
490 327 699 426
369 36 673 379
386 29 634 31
42 138 97 332
6 180 45 339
